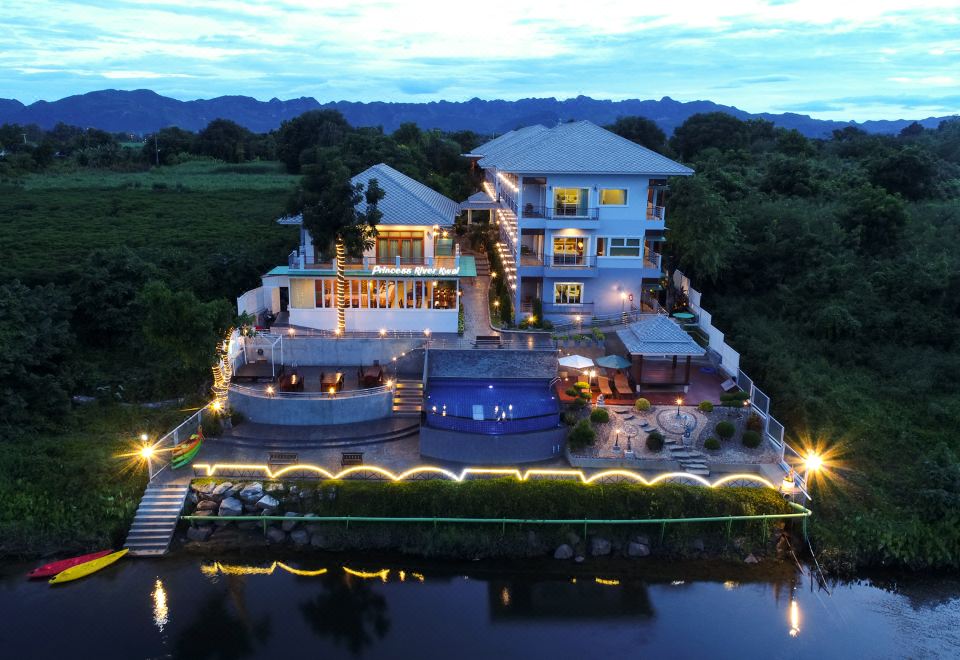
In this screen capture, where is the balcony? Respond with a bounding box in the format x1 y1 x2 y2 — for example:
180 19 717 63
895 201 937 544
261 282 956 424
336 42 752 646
646 205 666 222
289 252 459 271
546 253 597 268
521 204 599 220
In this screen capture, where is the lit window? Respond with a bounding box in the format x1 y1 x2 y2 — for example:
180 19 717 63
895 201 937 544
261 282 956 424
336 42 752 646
554 282 583 305
600 189 627 205
553 188 589 216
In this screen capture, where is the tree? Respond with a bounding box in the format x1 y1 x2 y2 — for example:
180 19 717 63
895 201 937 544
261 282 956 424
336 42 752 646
670 112 750 160
868 146 939 200
70 247 158 347
839 183 908 251
276 110 352 173
606 116 667 153
197 119 252 163
392 122 422 147
137 281 234 391
664 176 737 282
0 281 74 428
290 154 384 332
142 126 195 166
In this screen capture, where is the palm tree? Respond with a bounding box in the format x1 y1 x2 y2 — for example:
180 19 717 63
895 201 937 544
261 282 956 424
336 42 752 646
290 155 384 333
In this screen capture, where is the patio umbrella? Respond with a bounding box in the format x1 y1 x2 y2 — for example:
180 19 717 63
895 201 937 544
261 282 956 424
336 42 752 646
595 354 631 370
558 354 594 370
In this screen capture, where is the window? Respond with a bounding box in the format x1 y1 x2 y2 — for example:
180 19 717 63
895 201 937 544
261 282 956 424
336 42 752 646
600 188 628 205
377 232 424 264
596 237 605 257
553 188 589 216
552 236 585 265
554 282 583 305
608 237 642 257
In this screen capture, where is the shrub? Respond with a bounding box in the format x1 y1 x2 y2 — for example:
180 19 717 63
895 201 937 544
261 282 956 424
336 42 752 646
646 430 664 451
698 401 714 413
704 437 721 450
570 397 587 410
746 413 764 432
230 409 246 425
591 327 605 341
634 398 651 412
201 415 223 437
567 419 596 451
541 319 554 330
742 430 762 448
574 381 590 390
562 410 580 426
719 390 750 404
565 387 578 397
715 420 736 439
590 408 609 424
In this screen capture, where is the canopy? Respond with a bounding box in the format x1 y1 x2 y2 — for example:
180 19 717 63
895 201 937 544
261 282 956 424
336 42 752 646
558 354 594 370
595 354 631 369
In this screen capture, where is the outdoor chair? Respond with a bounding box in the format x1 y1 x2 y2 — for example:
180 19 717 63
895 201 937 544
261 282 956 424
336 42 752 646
614 372 631 396
598 376 614 398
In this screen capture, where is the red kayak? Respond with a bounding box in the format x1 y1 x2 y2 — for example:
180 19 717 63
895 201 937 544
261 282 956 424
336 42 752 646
27 550 112 579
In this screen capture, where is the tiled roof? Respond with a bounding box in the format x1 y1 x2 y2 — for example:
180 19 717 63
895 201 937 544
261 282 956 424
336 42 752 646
458 190 498 210
617 315 706 356
352 163 460 226
475 120 693 175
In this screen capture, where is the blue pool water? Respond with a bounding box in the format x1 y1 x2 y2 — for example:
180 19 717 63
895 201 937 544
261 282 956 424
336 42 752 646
424 378 560 434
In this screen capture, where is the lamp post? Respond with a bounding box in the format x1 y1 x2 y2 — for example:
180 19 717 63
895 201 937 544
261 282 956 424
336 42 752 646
140 444 155 481
675 396 683 418
620 291 627 314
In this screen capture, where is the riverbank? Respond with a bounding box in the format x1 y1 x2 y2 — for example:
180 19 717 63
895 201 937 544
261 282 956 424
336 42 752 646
177 478 800 563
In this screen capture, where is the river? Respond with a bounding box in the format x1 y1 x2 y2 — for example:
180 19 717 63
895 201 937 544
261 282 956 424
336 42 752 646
1 555 958 659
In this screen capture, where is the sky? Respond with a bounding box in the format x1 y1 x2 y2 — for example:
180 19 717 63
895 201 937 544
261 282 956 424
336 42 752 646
1 0 959 121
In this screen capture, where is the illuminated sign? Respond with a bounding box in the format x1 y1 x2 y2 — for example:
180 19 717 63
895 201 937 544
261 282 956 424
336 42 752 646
371 265 461 277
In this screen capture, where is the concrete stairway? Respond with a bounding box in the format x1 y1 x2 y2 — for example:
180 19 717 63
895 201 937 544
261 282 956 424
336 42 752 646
392 379 424 418
474 251 490 276
124 482 190 557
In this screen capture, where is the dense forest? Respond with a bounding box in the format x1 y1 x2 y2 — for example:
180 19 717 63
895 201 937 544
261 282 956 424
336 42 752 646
1 109 959 568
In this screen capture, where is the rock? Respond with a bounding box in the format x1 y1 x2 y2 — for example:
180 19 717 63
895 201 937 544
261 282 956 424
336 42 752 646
196 499 219 512
239 482 264 502
266 527 287 544
260 508 278 517
574 555 585 563
237 521 258 531
590 537 612 556
226 484 243 498
191 510 214 526
256 494 280 510
565 531 581 546
282 512 299 532
632 534 650 547
327 487 337 501
218 497 243 517
627 542 651 558
196 481 217 495
744 553 759 564
691 538 705 553
265 482 284 493
290 529 310 546
211 482 233 497
311 532 331 549
289 485 299 496
186 491 199 506
187 526 213 542
553 544 574 560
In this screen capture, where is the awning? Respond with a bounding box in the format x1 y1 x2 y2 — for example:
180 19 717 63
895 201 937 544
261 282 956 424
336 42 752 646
616 315 706 357
558 354 594 370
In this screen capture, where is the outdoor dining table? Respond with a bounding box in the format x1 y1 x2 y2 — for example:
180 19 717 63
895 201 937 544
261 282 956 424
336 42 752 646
278 370 303 392
362 365 383 387
321 371 344 392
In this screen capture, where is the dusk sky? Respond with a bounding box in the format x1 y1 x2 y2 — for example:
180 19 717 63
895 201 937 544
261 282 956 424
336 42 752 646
2 0 959 120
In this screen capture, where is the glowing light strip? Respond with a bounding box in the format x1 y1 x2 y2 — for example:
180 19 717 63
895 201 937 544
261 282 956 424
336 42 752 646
191 463 778 489
343 566 390 582
203 561 331 577
595 578 621 586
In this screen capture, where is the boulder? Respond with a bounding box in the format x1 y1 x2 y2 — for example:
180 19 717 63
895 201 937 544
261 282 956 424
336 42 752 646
196 481 217 495
187 526 213 542
310 532 332 549
691 538 705 553
282 512 299 532
266 527 287 544
211 482 233 497
627 542 651 558
256 494 280 510
191 510 214 526
265 482 284 493
186 491 199 506
565 531 581 546
574 555 585 563
632 534 650 547
196 499 219 512
553 544 574 560
744 554 760 564
239 482 264 502
226 483 243 498
289 485 299 496
243 504 259 514
590 537 612 556
218 497 243 517
290 529 310 546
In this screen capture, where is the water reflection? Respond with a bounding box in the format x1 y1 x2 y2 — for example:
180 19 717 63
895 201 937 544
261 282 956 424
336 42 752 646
174 575 272 660
487 576 655 620
153 579 169 632
299 572 391 656
789 598 800 638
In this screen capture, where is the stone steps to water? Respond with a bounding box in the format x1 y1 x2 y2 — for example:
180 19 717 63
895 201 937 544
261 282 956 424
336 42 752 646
124 483 190 557
393 379 424 417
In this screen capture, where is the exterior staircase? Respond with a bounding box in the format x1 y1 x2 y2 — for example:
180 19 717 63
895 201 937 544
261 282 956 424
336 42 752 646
474 251 490 276
665 437 711 476
393 379 424 418
123 482 190 557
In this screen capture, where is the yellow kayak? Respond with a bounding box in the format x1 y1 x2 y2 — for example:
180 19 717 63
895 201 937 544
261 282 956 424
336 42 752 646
49 549 128 585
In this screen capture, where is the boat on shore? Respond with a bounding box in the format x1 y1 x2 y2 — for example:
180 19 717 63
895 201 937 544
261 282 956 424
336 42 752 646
49 549 128 585
27 550 112 579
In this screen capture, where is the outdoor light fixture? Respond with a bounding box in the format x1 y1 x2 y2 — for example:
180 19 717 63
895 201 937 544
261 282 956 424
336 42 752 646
804 453 823 473
140 432 148 442
386 379 394 388
379 328 386 337
287 328 295 336
139 445 155 459
493 300 500 307
212 400 223 412
424 329 431 337
676 397 683 417
266 385 275 396
334 327 341 336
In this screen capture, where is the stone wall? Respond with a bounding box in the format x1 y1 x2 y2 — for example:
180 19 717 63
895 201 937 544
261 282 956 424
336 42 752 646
244 336 425 373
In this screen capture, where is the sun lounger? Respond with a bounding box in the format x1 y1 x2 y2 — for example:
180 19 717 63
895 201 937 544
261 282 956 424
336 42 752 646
598 376 614 398
720 378 737 392
614 373 631 395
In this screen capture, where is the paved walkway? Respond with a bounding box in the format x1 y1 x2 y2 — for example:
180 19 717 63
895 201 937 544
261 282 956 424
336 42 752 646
461 274 494 340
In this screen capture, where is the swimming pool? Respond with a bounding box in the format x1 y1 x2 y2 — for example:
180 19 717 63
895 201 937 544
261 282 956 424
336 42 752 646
424 378 560 435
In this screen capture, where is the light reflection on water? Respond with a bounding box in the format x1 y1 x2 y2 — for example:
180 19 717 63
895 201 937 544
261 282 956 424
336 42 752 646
3 557 960 659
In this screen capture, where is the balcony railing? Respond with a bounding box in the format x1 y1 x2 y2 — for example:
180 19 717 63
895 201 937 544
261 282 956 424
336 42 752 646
646 205 666 221
643 253 663 271
521 204 599 220
545 253 597 268
290 252 459 271
543 302 594 315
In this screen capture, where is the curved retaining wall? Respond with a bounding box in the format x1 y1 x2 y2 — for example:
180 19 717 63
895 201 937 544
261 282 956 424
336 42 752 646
420 425 566 465
228 386 394 426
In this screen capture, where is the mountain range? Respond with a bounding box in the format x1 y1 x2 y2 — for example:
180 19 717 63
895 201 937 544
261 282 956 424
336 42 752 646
0 89 955 138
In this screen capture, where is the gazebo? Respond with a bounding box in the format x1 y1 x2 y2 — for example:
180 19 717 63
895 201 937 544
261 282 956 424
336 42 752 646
458 190 498 225
616 316 706 390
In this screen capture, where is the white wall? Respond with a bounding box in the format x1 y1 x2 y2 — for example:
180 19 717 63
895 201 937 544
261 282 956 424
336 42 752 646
289 307 457 333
